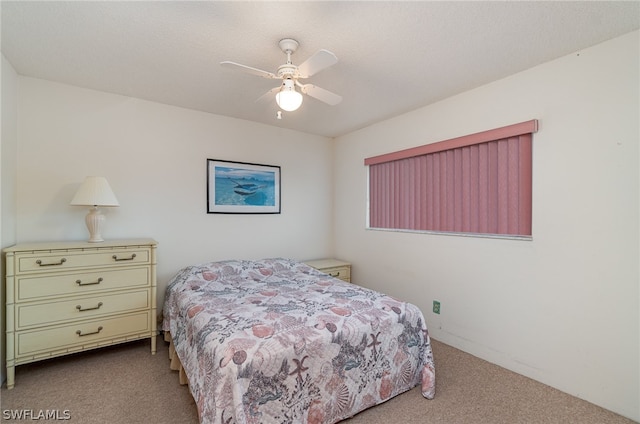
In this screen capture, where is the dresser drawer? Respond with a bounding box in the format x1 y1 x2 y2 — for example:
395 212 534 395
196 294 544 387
16 267 150 301
16 248 150 274
16 311 151 357
17 289 150 329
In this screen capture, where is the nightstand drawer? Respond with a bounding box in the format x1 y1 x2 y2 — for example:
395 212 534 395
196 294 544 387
17 289 150 329
16 248 150 273
304 259 352 283
321 266 350 281
16 267 150 301
17 311 151 357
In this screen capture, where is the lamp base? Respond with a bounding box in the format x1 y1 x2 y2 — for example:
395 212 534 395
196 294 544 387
85 207 106 243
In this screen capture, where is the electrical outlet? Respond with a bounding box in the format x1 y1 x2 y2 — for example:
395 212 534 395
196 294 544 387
433 300 441 314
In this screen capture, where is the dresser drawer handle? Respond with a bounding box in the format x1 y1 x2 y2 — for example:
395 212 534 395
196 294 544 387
76 277 103 286
112 253 136 261
76 302 103 312
329 271 340 277
76 326 103 337
36 258 67 267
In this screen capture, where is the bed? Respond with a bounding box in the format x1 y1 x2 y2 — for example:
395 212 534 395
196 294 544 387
162 258 435 424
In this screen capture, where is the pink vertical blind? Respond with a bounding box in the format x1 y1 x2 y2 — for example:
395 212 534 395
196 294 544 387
365 120 537 236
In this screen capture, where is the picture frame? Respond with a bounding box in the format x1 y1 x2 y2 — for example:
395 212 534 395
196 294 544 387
207 159 281 214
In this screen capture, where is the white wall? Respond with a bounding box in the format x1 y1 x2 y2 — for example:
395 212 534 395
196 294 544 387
1 54 19 386
334 31 639 421
14 77 334 314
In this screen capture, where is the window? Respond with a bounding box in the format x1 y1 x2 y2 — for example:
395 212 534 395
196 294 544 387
365 120 537 237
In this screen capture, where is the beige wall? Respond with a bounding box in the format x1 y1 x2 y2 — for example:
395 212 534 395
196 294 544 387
333 31 639 421
13 77 335 319
1 54 19 386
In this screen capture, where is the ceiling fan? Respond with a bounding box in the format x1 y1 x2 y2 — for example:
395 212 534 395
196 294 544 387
220 38 342 112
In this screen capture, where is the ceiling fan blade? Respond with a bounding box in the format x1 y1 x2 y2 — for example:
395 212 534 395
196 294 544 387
299 84 342 106
220 61 277 79
255 86 280 104
297 50 338 78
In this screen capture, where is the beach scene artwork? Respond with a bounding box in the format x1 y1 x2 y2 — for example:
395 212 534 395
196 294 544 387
208 160 280 213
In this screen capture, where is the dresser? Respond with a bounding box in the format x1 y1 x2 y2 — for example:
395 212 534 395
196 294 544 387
304 258 351 282
4 238 157 389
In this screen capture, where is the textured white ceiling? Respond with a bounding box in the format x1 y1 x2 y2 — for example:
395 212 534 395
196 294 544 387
2 1 639 137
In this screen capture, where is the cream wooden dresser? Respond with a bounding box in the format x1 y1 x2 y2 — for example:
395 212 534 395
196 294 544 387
304 258 351 283
4 238 157 389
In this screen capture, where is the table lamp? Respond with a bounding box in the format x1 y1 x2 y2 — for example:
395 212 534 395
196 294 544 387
70 176 120 242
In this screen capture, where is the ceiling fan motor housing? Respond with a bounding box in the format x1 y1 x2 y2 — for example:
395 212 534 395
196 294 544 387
277 64 298 79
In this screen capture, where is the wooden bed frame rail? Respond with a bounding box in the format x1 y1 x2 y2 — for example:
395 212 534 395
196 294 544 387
164 331 190 386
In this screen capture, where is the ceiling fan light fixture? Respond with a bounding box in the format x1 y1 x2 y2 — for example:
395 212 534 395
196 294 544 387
221 38 341 112
276 79 303 112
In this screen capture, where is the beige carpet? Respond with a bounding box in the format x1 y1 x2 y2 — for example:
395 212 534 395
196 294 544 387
1 337 635 423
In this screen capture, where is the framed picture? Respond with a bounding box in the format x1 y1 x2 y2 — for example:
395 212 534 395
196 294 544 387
207 159 281 214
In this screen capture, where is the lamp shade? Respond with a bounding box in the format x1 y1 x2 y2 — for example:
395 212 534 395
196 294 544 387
275 79 303 112
70 176 119 207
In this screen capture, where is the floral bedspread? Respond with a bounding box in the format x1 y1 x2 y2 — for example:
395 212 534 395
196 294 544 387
162 258 435 424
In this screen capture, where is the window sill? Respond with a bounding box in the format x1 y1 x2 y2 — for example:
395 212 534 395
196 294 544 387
366 227 533 241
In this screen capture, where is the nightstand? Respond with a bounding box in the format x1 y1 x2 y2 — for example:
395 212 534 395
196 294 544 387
304 258 351 283
4 238 157 389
